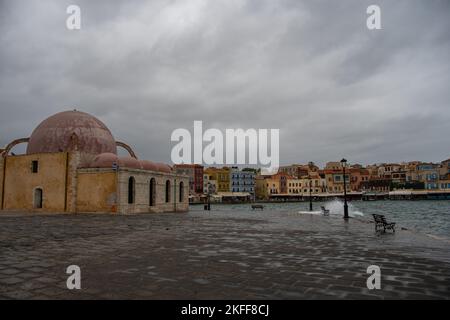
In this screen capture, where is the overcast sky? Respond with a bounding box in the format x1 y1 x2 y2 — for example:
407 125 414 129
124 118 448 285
0 0 449 167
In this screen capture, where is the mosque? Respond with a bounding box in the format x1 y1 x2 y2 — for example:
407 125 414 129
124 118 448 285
0 110 189 214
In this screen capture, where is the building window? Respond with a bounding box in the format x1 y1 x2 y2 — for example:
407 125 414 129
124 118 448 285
128 176 135 204
149 178 156 206
34 188 43 209
179 181 184 202
165 180 171 203
31 160 39 173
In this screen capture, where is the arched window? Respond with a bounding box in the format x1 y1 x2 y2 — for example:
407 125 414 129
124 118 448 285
179 181 184 202
165 180 171 203
34 188 43 209
149 178 156 206
128 176 135 204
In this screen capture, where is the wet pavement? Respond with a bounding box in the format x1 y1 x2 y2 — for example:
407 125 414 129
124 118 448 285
0 209 449 299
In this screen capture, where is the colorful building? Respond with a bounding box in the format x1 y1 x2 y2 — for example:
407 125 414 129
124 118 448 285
300 172 325 194
255 175 270 200
230 167 255 195
323 169 351 193
407 162 440 190
173 164 204 195
204 167 231 192
287 178 302 194
361 178 391 193
203 172 217 195
349 168 370 192
278 164 302 177
278 162 319 178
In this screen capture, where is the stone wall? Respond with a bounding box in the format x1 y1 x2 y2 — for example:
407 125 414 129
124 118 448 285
117 168 189 214
0 157 4 210
66 151 80 213
76 168 117 213
1 153 68 212
0 151 189 214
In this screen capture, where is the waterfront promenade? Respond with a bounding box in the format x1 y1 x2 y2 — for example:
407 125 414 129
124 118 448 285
0 209 449 299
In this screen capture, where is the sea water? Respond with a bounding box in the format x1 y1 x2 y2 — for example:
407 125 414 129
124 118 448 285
191 200 450 238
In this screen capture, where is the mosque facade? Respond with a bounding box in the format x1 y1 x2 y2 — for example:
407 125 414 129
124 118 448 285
0 110 189 214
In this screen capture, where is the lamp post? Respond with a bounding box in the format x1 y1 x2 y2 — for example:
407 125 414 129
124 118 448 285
205 182 212 211
308 175 313 211
341 158 349 220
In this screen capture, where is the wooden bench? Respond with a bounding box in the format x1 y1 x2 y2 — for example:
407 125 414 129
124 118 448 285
372 214 396 233
320 206 330 216
251 204 264 210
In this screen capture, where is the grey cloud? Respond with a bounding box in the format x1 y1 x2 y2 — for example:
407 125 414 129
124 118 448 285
0 0 449 167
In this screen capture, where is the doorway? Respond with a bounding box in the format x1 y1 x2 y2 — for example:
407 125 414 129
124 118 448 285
34 188 43 209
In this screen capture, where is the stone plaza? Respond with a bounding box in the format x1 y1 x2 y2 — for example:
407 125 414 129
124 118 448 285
0 209 449 299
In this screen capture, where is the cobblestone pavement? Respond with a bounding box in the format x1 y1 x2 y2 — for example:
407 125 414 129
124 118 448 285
0 208 449 299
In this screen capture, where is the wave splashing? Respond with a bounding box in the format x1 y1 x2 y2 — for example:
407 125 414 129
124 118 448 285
323 199 364 217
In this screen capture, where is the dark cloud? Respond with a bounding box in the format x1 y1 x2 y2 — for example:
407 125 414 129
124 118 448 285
1 0 449 166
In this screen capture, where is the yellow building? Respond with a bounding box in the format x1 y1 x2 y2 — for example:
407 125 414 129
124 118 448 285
323 169 351 193
0 110 189 214
255 172 294 199
300 173 325 194
325 161 342 171
265 176 280 195
255 175 270 199
204 167 230 192
288 173 324 195
287 178 302 194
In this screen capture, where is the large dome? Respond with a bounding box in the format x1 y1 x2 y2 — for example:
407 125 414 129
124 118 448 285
26 110 117 155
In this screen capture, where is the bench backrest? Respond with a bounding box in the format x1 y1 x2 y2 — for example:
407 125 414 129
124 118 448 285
372 214 385 223
372 214 391 224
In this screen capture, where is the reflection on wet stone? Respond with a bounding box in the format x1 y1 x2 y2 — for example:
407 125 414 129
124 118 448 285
0 209 449 299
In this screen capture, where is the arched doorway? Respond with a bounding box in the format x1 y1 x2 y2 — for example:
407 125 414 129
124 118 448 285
34 188 43 209
179 181 184 202
165 180 171 203
149 178 156 206
128 176 135 204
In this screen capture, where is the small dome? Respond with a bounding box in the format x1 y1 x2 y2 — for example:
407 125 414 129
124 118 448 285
140 160 159 171
27 110 117 155
89 153 171 172
118 156 142 169
156 163 172 173
90 153 118 168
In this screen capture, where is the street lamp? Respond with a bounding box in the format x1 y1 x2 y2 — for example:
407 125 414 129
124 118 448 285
205 182 212 211
341 158 349 220
308 175 313 211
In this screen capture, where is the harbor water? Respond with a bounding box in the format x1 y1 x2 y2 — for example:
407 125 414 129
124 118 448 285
191 200 450 239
